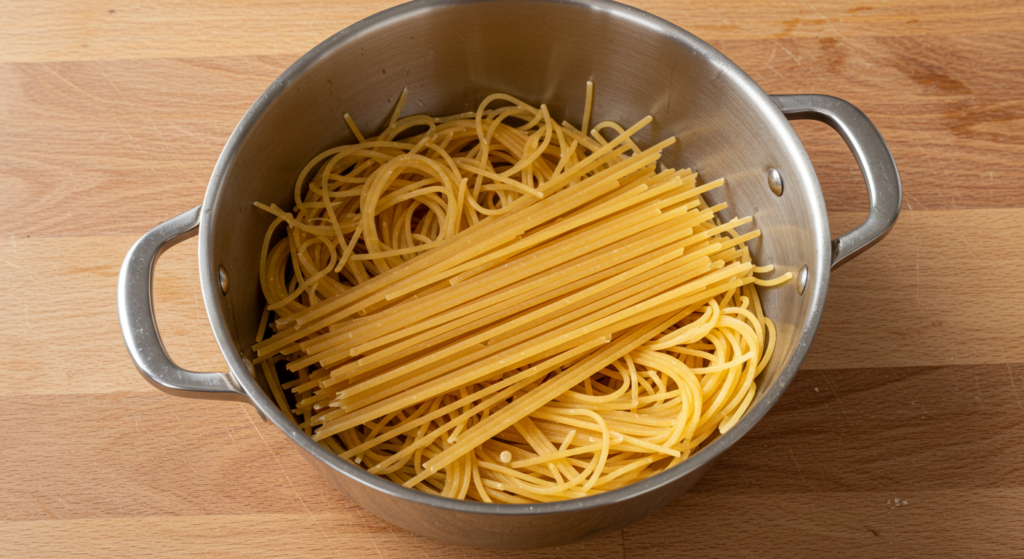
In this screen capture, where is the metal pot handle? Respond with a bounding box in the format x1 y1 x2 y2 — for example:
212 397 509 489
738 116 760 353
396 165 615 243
117 205 250 403
771 94 902 269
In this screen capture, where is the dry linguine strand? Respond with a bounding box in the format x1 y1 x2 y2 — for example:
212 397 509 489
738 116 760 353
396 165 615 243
251 87 790 503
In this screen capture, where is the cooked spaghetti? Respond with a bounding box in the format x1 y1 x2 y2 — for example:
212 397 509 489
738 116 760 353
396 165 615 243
252 84 790 503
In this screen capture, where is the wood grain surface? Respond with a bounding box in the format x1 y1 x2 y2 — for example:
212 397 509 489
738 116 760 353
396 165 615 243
2 0 1023 557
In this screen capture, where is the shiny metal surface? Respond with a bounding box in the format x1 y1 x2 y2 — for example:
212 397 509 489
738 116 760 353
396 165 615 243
218 266 230 295
768 168 785 196
118 0 900 549
772 94 902 269
117 206 249 403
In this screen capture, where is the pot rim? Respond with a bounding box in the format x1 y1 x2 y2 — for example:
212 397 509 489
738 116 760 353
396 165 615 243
198 0 829 517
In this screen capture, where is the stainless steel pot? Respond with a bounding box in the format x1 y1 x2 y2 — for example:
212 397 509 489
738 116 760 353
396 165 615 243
117 0 900 549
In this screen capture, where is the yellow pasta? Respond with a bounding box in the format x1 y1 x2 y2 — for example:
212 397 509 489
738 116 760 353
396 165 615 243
253 85 790 502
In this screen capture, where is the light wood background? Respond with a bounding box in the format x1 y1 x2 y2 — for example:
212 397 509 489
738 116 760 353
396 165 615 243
2 0 1023 557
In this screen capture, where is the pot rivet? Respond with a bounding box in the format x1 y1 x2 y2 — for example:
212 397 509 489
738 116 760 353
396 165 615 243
796 265 808 295
768 168 784 196
218 266 229 295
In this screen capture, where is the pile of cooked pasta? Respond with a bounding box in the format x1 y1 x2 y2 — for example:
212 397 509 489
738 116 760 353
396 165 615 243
252 84 790 503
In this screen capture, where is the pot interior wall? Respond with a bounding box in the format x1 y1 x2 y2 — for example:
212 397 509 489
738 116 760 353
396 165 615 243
205 0 828 430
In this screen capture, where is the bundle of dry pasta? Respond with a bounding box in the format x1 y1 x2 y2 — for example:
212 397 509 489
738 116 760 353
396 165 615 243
252 85 790 503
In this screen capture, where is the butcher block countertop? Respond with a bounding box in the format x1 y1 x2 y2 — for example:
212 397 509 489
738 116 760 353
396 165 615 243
2 0 1023 557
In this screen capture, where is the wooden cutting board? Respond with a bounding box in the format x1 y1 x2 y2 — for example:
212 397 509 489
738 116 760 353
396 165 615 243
2 1 1022 557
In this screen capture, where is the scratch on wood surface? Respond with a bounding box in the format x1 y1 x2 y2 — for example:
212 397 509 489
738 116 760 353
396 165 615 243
772 39 801 64
881 251 907 282
905 190 928 211
949 225 971 250
39 63 92 98
361 513 386 559
809 4 846 40
126 399 141 433
787 447 808 483
186 344 208 372
309 1 324 29
33 497 58 520
913 220 923 313
97 66 126 101
6 239 42 285
241 405 342 558
169 122 197 137
193 286 202 321
707 5 734 27
821 371 846 414
766 63 786 80
640 527 653 551
112 117 139 145
737 468 754 486
1009 364 1023 411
